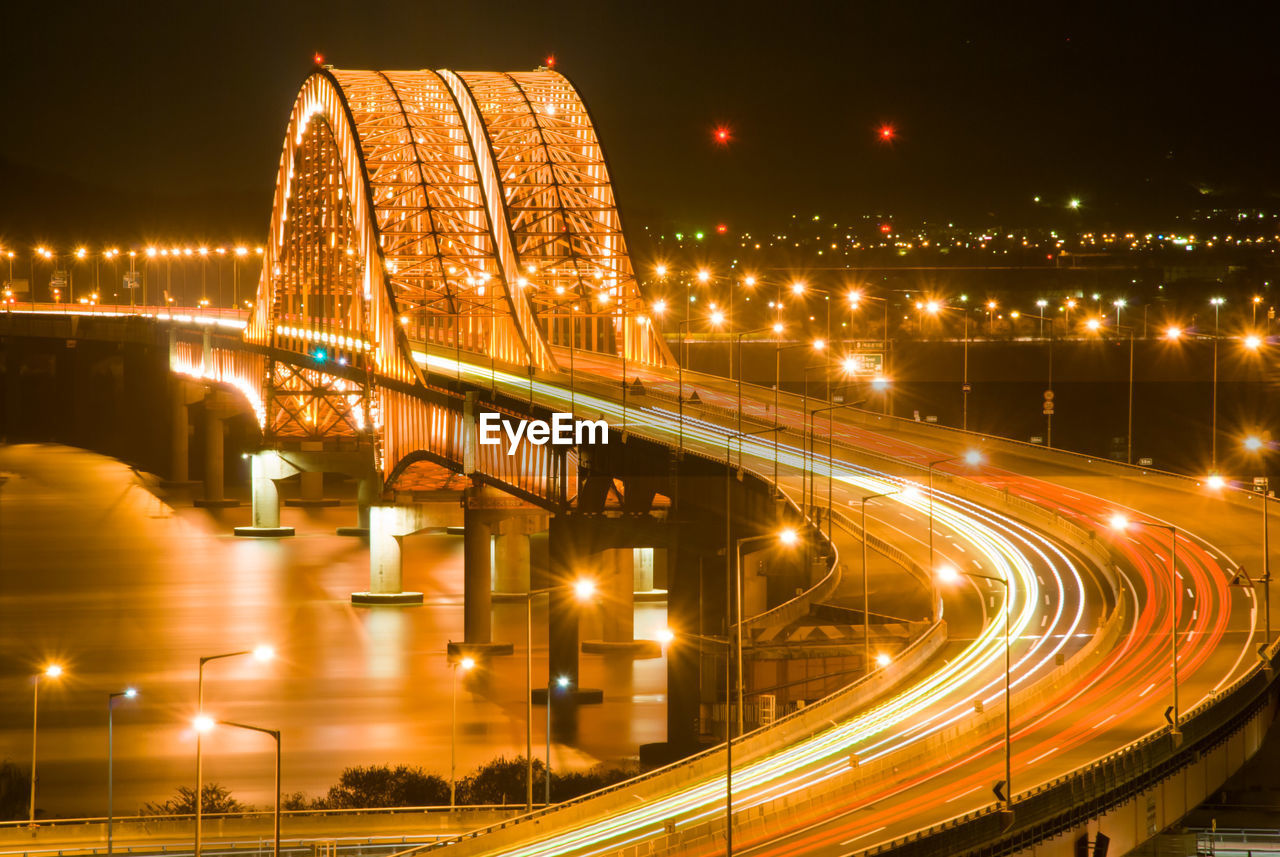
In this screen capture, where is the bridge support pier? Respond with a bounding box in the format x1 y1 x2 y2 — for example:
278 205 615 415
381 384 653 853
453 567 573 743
193 391 239 508
492 520 533 595
286 441 341 508
162 379 201 487
351 504 433 606
234 451 297 538
337 471 378 537
582 548 660 657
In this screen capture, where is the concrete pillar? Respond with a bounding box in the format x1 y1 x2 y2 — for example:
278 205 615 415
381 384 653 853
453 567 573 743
288 441 340 508
170 383 190 483
634 547 655 592
666 544 703 755
194 391 238 508
493 524 531 594
601 548 635 643
463 507 493 645
351 505 427 605
233 451 296 538
337 471 378 537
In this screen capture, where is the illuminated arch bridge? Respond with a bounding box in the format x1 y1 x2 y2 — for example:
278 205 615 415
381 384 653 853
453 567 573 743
174 67 676 500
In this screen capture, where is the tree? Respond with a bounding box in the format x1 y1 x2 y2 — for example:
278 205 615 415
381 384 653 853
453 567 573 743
457 757 545 806
0 761 28 821
550 764 637 802
322 765 449 808
142 783 246 815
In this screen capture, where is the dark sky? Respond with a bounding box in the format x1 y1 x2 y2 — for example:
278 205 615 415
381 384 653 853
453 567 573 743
2 0 1278 244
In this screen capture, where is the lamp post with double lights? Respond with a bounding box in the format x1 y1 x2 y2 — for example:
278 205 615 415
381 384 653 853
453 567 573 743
523 578 596 811
107 687 138 855
1110 513 1182 741
196 720 281 857
938 564 1014 818
1085 317 1136 464
774 336 824 488
194 646 274 857
29 663 64 824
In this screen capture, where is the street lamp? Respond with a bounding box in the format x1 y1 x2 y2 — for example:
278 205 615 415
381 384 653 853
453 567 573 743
922 300 974 431
1019 310 1056 446
860 490 901 670
194 646 274 857
712 526 799 857
1242 435 1273 649
208 721 281 857
937 565 1013 817
30 664 64 824
107 688 138 855
450 656 476 807
926 451 984 574
675 311 725 454
1110 513 1181 741
524 579 596 811
1085 318 1136 464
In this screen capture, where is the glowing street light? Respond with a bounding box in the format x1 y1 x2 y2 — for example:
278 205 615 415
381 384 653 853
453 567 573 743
1240 435 1273 647
194 647 274 857
697 269 711 284
521 578 598 810
107 687 139 855
1110 513 1182 741
451 655 477 806
30 664 65 823
937 564 1013 816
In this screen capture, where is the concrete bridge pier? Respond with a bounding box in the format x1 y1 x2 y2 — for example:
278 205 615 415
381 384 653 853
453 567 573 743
193 390 240 508
336 471 378 537
350 502 450 606
581 548 661 657
162 379 202 487
285 441 341 508
233 450 298 538
449 484 539 659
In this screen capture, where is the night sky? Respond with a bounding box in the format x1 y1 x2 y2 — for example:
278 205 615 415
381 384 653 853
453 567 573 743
2 1 1278 244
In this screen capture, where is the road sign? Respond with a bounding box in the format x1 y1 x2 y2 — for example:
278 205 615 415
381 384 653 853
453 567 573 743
1043 390 1055 401
1164 705 1175 726
993 779 1007 803
1043 405 1055 415
961 383 971 393
1138 457 1154 467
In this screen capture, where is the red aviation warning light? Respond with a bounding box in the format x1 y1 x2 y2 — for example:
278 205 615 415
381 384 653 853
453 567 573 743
545 54 556 68
879 223 892 235
877 123 896 142
716 223 728 234
313 52 325 66
713 125 731 145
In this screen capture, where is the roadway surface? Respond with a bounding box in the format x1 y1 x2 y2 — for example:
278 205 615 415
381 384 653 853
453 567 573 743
394 344 1266 857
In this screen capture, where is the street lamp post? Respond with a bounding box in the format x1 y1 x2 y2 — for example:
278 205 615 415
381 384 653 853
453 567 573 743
107 688 138 856
860 490 901 671
214 722 281 857
734 327 777 438
938 566 1013 816
1086 319 1136 464
1243 435 1273 648
195 646 274 857
450 656 476 807
29 664 64 824
524 579 596 811
1110 514 1181 740
926 451 983 574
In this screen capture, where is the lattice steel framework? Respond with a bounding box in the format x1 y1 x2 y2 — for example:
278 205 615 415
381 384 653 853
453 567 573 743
247 67 672 444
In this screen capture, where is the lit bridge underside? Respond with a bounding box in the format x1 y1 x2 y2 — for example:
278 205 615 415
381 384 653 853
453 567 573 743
16 65 1275 857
